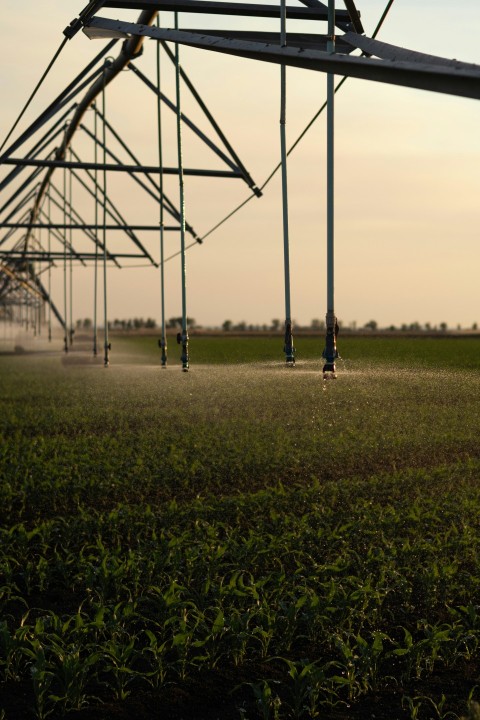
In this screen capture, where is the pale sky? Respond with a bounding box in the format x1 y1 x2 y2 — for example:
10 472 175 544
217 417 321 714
1 1 480 329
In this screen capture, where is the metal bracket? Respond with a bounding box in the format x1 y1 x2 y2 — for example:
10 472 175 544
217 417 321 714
64 1 106 40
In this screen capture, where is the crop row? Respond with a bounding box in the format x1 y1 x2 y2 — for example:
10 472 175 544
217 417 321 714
2 469 480 718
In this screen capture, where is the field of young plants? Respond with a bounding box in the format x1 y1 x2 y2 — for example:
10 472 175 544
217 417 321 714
1 335 480 720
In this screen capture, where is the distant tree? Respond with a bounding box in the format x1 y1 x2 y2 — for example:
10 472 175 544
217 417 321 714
364 320 378 331
234 321 247 332
83 318 92 329
409 322 421 332
222 320 232 332
271 319 281 332
472 322 478 331
439 322 448 332
388 325 396 331
310 318 325 331
145 318 156 328
166 316 195 329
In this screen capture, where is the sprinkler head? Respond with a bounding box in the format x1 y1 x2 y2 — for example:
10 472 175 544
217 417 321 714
322 361 337 380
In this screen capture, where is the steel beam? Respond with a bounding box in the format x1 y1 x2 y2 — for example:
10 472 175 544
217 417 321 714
1 157 242 177
98 0 350 21
0 223 181 231
85 20 480 101
342 0 363 34
0 252 147 260
157 30 354 53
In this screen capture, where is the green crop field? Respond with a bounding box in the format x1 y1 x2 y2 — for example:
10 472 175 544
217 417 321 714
1 336 480 720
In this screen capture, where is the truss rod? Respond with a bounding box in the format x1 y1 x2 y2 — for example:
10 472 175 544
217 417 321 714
69 152 148 259
0 252 150 260
1 223 181 231
80 123 200 240
24 10 159 254
128 63 240 174
44 185 110 265
87 108 199 239
0 166 44 216
160 40 261 195
2 157 243 177
1 185 41 227
0 106 76 193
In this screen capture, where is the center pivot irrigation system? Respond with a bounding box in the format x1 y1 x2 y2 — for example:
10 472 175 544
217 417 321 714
1 1 480 374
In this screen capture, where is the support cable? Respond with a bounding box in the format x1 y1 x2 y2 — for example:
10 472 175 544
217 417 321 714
0 40 117 162
0 37 68 154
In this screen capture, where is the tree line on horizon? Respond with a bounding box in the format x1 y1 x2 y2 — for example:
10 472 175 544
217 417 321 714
74 317 479 333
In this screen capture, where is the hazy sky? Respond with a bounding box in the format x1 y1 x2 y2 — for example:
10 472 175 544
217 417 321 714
1 0 480 329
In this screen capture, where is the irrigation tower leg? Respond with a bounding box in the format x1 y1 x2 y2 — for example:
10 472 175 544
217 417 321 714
157 18 168 368
322 0 339 378
175 14 189 372
102 64 110 368
93 103 99 357
68 150 74 348
47 193 52 342
63 163 68 354
280 0 295 366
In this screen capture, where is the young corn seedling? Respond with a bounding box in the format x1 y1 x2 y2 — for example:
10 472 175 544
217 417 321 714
141 629 169 688
100 634 140 701
246 679 282 720
25 640 54 720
